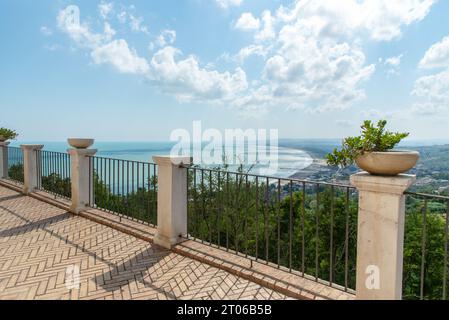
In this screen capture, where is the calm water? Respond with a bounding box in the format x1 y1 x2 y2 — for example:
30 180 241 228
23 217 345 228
12 139 446 179
11 141 314 178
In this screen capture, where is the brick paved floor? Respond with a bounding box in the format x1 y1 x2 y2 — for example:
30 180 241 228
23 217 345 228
0 186 290 300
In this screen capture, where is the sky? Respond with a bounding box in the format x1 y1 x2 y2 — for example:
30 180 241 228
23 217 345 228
1 0 449 141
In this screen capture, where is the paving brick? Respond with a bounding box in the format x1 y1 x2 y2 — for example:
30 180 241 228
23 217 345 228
0 185 288 300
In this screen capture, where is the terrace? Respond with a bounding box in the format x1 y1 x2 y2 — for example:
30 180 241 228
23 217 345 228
0 142 447 300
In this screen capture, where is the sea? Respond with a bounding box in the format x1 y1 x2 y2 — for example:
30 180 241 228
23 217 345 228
10 139 448 179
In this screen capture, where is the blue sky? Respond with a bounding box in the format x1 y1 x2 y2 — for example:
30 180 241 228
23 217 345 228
1 0 449 141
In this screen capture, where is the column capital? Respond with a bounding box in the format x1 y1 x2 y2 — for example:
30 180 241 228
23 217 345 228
153 155 192 167
68 148 97 157
20 144 44 151
350 172 416 195
0 141 10 147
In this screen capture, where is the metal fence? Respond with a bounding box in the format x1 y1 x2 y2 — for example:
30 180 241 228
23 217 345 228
403 191 449 300
88 156 158 226
185 166 359 292
6 146 24 183
36 150 72 199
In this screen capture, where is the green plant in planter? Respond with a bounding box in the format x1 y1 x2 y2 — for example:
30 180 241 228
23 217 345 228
0 127 18 140
326 120 409 167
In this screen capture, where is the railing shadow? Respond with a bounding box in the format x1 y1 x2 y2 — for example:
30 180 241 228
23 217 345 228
0 198 176 299
0 211 70 238
0 193 25 203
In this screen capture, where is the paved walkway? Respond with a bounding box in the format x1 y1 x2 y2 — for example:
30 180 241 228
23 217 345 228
0 186 289 300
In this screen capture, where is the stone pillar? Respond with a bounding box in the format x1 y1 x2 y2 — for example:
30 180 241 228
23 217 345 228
152 155 192 249
0 142 10 178
350 172 416 300
69 148 97 214
21 145 44 194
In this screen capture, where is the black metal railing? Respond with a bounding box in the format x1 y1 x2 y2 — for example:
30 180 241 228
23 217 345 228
88 156 158 226
6 146 24 183
403 191 449 300
36 150 71 199
185 166 358 292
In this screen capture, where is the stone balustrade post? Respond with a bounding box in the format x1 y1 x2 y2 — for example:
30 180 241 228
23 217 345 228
21 145 44 194
351 172 416 300
69 148 97 214
0 142 9 179
152 155 192 249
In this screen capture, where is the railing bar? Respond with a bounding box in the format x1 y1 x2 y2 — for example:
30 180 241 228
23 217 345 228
217 171 221 248
88 155 91 206
235 172 239 254
178 165 354 189
209 170 212 244
109 158 112 212
444 199 449 300
420 199 428 300
315 184 320 281
256 176 259 262
277 179 281 268
226 172 229 251
201 170 205 244
245 174 249 258
330 185 335 287
265 177 269 264
344 187 350 292
302 182 305 276
193 168 197 242
289 180 293 272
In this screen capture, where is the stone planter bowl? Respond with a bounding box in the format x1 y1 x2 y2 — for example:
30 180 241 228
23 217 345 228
0 136 6 142
355 151 420 176
68 138 94 149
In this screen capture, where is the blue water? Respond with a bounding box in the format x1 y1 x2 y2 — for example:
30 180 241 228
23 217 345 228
10 141 314 178
11 138 446 178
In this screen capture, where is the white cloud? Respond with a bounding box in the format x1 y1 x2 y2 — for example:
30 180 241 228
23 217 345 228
234 13 260 31
385 54 403 67
155 29 176 47
255 10 275 41
117 11 127 24
129 14 149 34
216 0 243 9
412 36 449 116
419 36 449 69
99 2 113 20
383 54 403 76
235 45 269 64
149 46 248 102
276 0 435 42
57 6 249 104
233 7 376 112
91 39 150 74
57 8 114 49
230 0 434 113
57 6 147 76
413 69 449 107
40 26 52 36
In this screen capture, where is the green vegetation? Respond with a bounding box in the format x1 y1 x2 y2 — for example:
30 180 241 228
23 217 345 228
8 163 448 299
41 173 71 198
187 169 358 289
92 172 158 225
326 120 409 167
186 168 447 299
0 127 18 140
8 164 24 183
